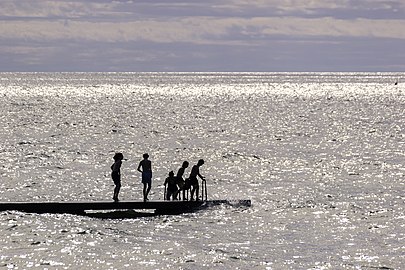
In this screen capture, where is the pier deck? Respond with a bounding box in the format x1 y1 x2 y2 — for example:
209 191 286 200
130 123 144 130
0 200 251 215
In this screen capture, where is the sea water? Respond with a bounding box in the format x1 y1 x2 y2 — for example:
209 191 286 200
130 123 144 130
0 72 404 269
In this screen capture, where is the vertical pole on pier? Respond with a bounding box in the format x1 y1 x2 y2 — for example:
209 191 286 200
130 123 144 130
202 180 207 201
205 180 208 201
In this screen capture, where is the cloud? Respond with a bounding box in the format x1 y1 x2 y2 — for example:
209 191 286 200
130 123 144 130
0 1 120 18
1 0 404 43
1 16 405 46
2 0 405 19
1 0 404 71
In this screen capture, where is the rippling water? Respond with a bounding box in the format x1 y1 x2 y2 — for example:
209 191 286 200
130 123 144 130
0 72 404 269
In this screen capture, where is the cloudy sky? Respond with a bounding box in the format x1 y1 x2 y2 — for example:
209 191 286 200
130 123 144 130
1 0 404 72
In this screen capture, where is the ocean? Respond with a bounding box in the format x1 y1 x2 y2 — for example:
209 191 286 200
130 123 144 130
0 72 404 269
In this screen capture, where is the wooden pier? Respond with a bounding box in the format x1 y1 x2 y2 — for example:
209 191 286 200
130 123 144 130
0 200 251 216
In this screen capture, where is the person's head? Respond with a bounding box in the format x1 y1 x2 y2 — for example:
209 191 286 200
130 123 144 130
197 159 204 166
169 171 174 177
113 153 124 161
143 153 149 159
182 161 189 168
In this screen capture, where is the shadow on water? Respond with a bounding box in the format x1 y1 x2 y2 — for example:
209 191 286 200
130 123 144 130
83 200 252 219
84 209 160 219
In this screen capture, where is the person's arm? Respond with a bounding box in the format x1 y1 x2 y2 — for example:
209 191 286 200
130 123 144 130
137 161 142 173
197 168 205 180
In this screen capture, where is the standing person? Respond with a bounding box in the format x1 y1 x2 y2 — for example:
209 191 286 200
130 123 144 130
164 171 178 200
189 159 205 201
111 153 124 202
137 153 152 202
175 161 189 200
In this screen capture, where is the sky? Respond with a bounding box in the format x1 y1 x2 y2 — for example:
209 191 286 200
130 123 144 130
0 0 404 72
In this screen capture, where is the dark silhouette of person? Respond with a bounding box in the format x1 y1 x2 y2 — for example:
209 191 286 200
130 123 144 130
137 153 152 202
164 171 178 200
189 159 205 201
175 161 189 200
111 153 123 202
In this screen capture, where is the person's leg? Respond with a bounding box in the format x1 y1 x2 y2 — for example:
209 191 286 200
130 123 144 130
114 182 121 201
173 189 179 200
143 182 151 201
146 183 151 199
143 183 147 201
190 185 195 201
195 184 199 201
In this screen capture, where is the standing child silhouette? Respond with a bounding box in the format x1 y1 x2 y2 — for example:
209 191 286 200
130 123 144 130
137 153 152 202
175 161 189 200
111 153 123 202
189 159 205 201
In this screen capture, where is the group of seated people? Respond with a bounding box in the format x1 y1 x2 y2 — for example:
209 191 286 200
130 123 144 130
164 159 205 201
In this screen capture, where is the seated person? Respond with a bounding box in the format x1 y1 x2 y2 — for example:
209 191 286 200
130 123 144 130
164 171 178 200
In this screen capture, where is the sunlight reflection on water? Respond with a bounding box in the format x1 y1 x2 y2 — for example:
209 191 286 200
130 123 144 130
0 72 404 269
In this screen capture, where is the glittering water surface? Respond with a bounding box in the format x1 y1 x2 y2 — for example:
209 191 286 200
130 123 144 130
0 73 404 269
